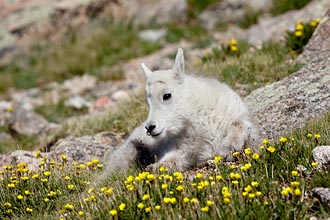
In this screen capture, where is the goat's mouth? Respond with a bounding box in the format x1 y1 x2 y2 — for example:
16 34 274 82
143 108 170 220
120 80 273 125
146 128 164 137
147 131 161 137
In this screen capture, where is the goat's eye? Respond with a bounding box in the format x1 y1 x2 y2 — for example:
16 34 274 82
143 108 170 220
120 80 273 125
163 93 172 101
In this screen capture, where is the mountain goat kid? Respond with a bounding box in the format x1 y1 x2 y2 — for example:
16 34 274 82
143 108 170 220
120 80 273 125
102 48 259 176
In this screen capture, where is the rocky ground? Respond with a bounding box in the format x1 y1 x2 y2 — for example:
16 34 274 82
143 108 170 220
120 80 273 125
0 0 330 209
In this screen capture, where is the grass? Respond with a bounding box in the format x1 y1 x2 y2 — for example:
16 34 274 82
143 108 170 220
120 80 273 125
0 19 162 92
0 112 329 219
271 0 311 16
197 41 301 95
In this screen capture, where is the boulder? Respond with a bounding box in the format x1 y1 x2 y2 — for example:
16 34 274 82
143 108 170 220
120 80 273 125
199 0 272 30
245 11 330 139
108 0 188 27
312 146 330 170
49 132 124 163
312 187 330 210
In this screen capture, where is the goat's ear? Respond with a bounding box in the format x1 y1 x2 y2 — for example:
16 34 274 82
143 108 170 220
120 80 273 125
173 48 185 79
141 63 153 78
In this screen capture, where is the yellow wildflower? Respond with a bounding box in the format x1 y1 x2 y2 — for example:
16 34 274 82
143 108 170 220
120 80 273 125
35 150 41 158
295 31 303 37
233 152 240 157
44 198 49 203
67 184 74 190
312 162 318 168
267 146 275 153
252 153 260 160
216 175 223 181
159 166 168 172
248 193 256 199
251 181 259 188
163 197 171 204
109 209 117 216
207 200 214 206
259 145 265 150
291 170 299 176
290 181 300 188
262 139 269 145
232 180 239 185
307 133 313 138
223 198 231 204
26 207 33 213
119 203 126 211
142 194 150 201
314 134 321 139
294 188 302 196
44 171 51 177
196 173 203 179
230 45 238 52
279 136 288 143
17 195 23 200
145 207 151 213
78 211 84 216
155 205 161 210
183 197 190 203
295 23 304 31
24 190 30 196
201 206 209 212
64 203 74 211
230 39 238 46
214 155 222 164
137 203 145 209
170 197 177 204
244 148 252 155
176 185 184 192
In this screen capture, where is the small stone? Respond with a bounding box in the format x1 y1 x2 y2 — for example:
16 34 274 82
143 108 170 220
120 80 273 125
312 187 330 210
139 29 167 42
312 146 330 170
64 96 91 109
111 90 129 102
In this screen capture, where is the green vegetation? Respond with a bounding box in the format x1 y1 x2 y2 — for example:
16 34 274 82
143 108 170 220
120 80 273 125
0 20 161 92
271 0 311 15
1 112 329 219
285 18 320 55
196 40 300 94
35 100 89 124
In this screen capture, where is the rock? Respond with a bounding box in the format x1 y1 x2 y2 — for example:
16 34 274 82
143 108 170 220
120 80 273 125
62 74 97 95
199 0 272 30
93 96 111 109
312 187 330 210
312 146 330 170
64 95 91 109
298 9 330 63
245 11 330 139
108 0 188 27
215 0 330 46
139 29 167 42
0 150 50 171
111 90 129 102
0 102 59 136
49 132 124 163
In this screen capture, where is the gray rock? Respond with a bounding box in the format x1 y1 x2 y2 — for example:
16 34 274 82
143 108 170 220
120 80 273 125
245 11 330 139
312 187 330 210
313 146 330 170
49 132 124 163
62 74 97 95
111 90 129 102
109 0 187 27
0 102 60 136
215 0 330 46
64 95 91 109
199 0 272 30
139 29 167 42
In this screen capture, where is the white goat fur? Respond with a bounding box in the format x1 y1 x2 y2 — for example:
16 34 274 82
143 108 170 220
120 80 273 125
102 48 259 176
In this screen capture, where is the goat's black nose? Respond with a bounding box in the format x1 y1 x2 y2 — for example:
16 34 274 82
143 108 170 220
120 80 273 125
145 124 156 135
